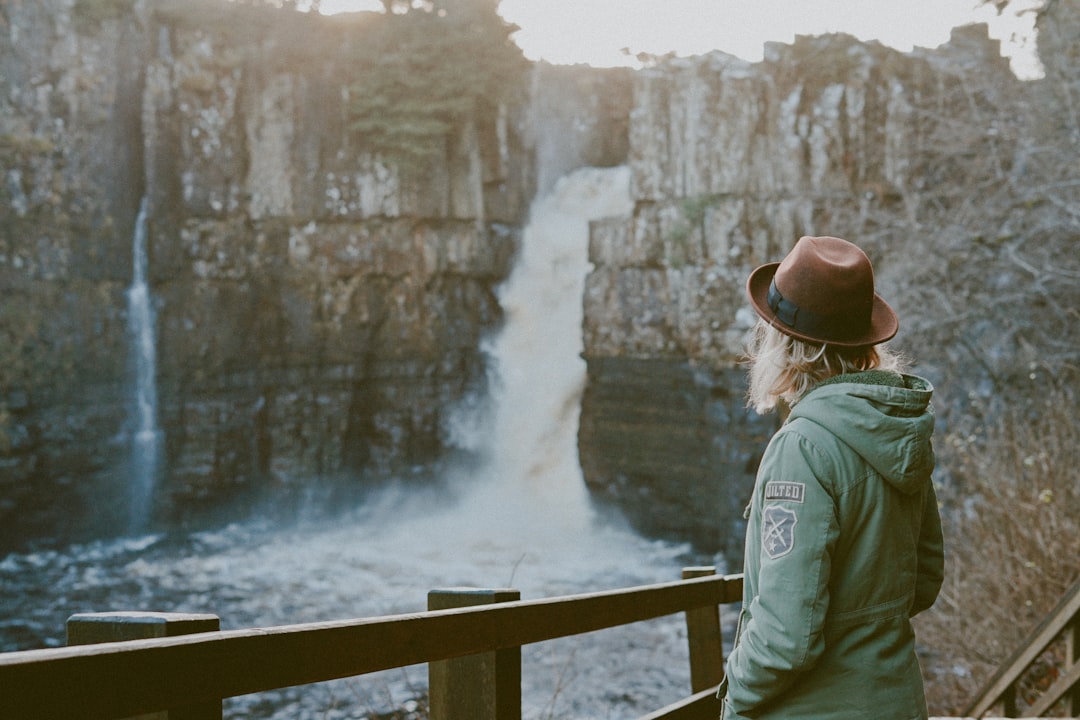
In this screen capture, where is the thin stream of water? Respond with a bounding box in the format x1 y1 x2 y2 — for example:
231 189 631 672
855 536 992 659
126 195 162 533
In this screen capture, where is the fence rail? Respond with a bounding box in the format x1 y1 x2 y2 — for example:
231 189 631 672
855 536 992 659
964 577 1080 718
0 568 743 720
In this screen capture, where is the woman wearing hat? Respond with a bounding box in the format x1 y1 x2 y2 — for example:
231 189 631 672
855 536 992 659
719 236 944 719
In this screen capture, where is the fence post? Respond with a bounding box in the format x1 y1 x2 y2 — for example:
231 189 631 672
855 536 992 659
428 588 521 720
682 567 724 693
1002 684 1018 717
67 611 222 720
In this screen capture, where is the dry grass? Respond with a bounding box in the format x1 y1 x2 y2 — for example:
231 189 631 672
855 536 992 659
915 379 1080 716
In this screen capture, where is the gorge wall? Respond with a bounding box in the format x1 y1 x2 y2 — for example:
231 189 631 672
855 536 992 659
1 0 1047 560
0 0 632 548
579 29 1026 560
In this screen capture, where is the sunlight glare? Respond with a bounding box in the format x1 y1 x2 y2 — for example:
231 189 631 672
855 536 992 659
319 0 382 13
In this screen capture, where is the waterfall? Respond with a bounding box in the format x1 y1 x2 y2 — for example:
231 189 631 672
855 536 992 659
126 196 162 533
446 165 634 539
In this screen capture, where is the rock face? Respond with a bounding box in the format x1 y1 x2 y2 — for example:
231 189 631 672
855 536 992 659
1 0 152 546
0 0 1031 559
0 1 638 549
579 29 1020 563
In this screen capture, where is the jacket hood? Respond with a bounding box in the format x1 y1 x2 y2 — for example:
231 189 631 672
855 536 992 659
786 371 935 494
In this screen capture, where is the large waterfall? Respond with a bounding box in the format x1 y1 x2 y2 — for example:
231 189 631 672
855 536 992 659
436 164 635 541
126 196 162 532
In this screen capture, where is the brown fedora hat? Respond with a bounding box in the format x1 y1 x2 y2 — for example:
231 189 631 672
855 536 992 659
746 236 898 347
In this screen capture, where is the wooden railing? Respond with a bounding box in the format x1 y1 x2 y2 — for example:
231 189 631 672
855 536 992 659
0 567 743 720
964 577 1080 718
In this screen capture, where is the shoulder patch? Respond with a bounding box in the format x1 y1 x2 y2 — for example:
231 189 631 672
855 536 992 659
764 481 805 503
762 505 799 559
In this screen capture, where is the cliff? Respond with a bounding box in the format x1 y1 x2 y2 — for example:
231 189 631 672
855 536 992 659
579 29 1027 560
2 0 1069 562
0 0 633 548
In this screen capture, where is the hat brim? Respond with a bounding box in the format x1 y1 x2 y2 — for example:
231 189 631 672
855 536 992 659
746 262 899 347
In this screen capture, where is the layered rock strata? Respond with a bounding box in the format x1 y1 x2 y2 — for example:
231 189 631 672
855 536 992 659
579 28 1019 561
0 1 633 547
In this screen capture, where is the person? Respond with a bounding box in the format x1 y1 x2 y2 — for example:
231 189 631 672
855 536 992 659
719 235 945 720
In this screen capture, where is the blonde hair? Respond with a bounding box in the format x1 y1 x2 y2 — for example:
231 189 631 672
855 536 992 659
745 320 907 414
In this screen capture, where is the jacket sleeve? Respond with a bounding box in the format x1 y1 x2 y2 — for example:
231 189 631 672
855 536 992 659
724 430 839 716
910 478 944 616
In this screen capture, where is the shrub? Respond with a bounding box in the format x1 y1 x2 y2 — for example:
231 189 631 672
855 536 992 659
346 0 529 165
915 376 1080 715
72 0 133 34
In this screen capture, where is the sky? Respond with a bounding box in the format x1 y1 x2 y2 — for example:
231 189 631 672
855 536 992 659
318 0 1043 78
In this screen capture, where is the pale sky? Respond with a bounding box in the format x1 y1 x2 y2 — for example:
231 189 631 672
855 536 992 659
319 0 1043 78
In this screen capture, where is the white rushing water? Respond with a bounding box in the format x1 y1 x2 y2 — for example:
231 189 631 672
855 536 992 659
0 168 724 719
436 164 635 544
126 196 163 533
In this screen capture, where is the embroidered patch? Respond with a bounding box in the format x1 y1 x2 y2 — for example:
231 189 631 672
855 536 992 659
762 505 799 559
764 481 806 503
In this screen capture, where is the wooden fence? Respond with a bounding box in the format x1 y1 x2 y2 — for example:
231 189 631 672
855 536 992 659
964 577 1080 718
0 566 743 720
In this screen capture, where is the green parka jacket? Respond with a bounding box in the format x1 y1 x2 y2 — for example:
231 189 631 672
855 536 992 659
720 371 944 720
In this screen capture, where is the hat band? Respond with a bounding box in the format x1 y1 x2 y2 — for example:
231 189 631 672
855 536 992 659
767 279 862 343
